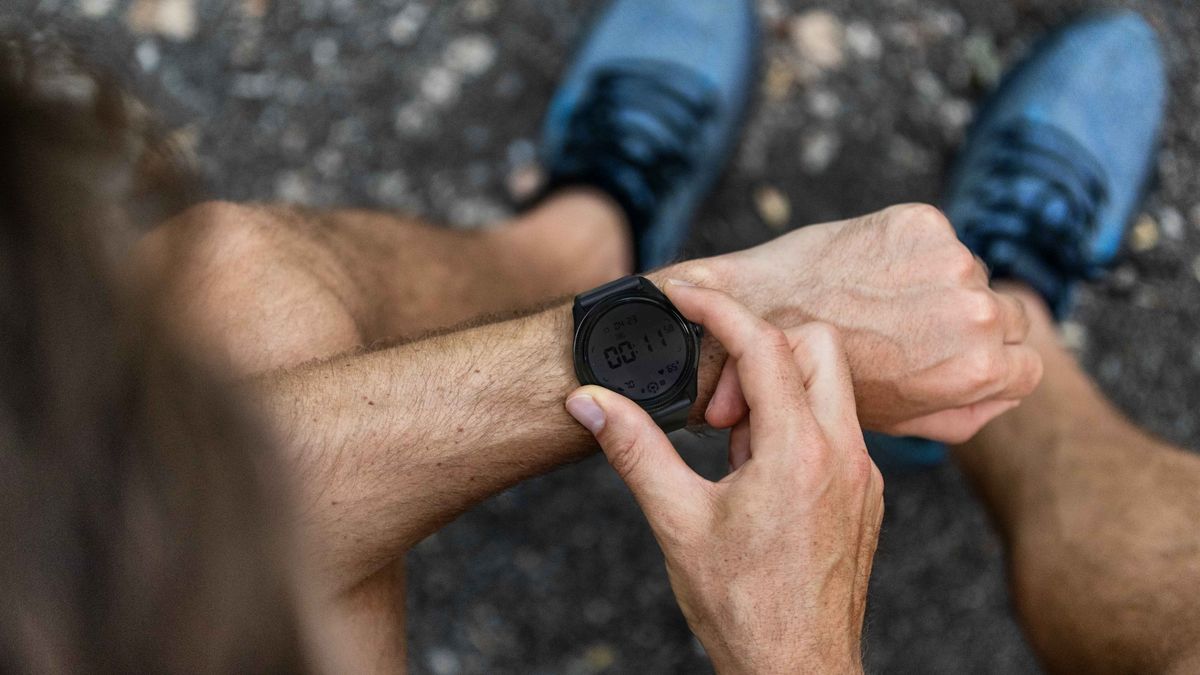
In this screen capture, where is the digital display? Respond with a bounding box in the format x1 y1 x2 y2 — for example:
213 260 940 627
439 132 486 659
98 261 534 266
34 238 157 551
586 300 689 401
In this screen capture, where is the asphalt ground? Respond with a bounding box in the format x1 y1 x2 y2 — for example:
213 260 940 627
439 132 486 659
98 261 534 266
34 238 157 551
9 0 1200 672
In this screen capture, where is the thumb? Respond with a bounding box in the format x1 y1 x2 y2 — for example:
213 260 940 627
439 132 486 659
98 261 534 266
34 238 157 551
566 385 703 522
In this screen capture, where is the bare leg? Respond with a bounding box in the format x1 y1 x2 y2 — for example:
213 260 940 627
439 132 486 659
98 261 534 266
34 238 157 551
953 284 1200 674
129 189 632 672
133 187 632 374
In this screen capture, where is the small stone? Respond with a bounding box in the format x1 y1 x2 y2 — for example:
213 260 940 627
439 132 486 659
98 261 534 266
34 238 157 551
1059 320 1088 352
963 33 1002 87
763 58 794 102
1191 255 1200 284
938 98 973 136
444 34 496 76
462 0 497 23
311 37 339 68
1130 213 1160 252
394 101 435 136
370 171 413 208
506 138 537 167
241 0 268 18
314 147 343 178
506 163 544 202
912 69 944 102
1158 206 1185 240
387 2 429 46
582 644 616 671
275 171 313 204
231 72 275 99
135 40 160 71
807 88 840 119
77 0 116 18
126 0 197 41
1189 204 1200 231
420 67 462 106
427 647 461 675
789 10 845 71
801 131 840 174
844 21 881 60
1111 264 1138 291
753 185 791 230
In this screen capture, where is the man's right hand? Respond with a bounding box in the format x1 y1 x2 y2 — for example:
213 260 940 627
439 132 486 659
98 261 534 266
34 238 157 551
567 282 883 674
675 203 1043 444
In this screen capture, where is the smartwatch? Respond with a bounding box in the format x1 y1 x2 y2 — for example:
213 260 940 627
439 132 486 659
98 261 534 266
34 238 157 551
572 276 702 432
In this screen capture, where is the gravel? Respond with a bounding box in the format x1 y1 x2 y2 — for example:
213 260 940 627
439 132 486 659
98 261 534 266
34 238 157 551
8 0 1200 672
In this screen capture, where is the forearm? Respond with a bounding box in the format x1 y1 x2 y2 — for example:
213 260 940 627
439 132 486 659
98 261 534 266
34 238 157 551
253 263 726 588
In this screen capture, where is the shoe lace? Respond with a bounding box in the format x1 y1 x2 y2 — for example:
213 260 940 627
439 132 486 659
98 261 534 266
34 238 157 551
957 120 1111 292
553 60 719 231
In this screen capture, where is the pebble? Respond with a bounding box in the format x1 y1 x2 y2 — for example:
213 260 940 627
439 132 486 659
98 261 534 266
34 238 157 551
807 89 840 119
1130 213 1160 252
444 34 497 76
1059 320 1088 352
231 71 276 99
844 20 882 60
387 2 429 46
420 66 462 106
135 40 160 71
763 58 794 102
801 130 840 174
753 185 791 230
581 644 616 672
427 647 461 675
275 171 313 204
506 163 543 202
311 37 339 68
1112 264 1138 291
370 171 413 208
963 33 1002 87
1192 255 1200 284
125 0 197 41
938 98 973 136
1190 204 1200 231
462 0 497 23
789 10 845 71
1159 206 1185 240
77 0 116 18
394 100 435 135
241 0 269 19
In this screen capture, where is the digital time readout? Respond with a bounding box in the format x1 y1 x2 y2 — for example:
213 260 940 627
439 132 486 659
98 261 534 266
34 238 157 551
585 301 689 401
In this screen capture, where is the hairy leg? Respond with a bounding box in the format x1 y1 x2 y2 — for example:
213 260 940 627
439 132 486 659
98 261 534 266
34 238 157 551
953 284 1200 674
129 189 631 671
132 188 632 374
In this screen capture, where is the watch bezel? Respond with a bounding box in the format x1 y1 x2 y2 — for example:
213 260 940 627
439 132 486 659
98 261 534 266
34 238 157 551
573 293 700 413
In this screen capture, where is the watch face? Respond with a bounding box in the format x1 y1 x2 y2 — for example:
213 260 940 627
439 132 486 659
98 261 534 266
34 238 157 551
585 299 690 401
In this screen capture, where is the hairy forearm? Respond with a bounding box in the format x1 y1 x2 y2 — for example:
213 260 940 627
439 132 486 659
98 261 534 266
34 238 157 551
254 264 726 588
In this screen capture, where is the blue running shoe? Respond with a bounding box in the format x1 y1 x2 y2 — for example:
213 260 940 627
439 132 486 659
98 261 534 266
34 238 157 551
539 0 759 270
944 10 1167 318
869 11 1166 470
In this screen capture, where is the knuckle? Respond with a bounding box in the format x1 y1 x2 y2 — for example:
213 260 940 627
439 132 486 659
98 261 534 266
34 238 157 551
800 321 843 357
676 257 732 291
889 203 953 236
967 292 1002 328
962 349 1004 390
948 245 984 285
605 434 645 480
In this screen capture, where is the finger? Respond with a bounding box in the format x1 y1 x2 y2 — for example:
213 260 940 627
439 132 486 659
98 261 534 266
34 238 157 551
663 281 807 433
706 356 748 429
990 345 1044 401
887 399 1021 444
996 290 1032 345
786 322 861 448
727 418 751 472
566 386 705 526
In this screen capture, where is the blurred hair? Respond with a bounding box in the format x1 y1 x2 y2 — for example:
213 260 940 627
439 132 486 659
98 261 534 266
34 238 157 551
0 29 310 672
